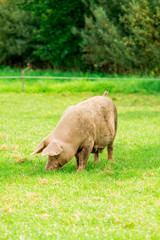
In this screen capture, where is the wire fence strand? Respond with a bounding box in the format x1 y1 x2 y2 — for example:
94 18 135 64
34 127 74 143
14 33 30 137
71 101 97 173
0 76 160 80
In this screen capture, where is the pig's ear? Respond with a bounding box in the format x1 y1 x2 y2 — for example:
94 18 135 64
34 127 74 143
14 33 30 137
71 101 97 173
31 140 45 156
42 141 63 157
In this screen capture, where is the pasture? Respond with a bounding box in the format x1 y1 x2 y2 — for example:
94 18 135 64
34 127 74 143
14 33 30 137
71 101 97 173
0 72 160 239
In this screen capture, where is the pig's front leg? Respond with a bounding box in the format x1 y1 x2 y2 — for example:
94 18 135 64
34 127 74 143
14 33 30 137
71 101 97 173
94 153 99 163
75 153 79 169
77 143 93 172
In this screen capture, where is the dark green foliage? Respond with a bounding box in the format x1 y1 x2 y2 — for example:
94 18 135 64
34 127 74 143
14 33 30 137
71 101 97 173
0 0 37 66
0 0 86 68
26 0 86 69
81 0 160 74
0 0 159 74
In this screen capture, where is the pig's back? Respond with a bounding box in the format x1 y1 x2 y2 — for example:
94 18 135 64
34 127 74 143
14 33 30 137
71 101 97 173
61 96 117 148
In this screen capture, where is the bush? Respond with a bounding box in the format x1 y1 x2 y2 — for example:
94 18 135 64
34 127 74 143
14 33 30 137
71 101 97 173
81 0 160 75
26 0 86 69
0 0 37 66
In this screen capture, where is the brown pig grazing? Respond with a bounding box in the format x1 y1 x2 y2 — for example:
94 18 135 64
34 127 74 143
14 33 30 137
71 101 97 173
31 91 117 172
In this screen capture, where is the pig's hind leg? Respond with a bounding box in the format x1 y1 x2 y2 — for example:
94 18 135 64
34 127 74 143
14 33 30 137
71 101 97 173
107 142 113 160
94 153 99 163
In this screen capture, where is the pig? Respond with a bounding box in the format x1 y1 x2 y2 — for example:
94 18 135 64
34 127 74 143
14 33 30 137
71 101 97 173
31 91 117 172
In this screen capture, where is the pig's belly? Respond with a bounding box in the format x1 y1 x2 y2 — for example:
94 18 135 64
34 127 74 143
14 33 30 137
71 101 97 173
93 133 113 150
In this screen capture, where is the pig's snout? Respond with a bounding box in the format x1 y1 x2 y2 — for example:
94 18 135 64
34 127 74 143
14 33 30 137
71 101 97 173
45 163 60 171
45 166 53 171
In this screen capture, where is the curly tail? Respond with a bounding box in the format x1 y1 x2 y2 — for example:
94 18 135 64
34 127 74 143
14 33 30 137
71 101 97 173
103 91 108 96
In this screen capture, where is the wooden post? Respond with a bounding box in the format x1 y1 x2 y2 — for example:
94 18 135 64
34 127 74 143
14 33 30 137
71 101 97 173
22 63 31 92
22 69 25 92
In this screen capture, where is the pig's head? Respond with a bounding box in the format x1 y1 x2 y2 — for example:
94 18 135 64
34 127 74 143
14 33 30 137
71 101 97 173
43 141 68 171
31 139 68 171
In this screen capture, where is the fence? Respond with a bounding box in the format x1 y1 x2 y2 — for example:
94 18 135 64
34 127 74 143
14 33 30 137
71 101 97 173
0 76 159 80
0 75 159 92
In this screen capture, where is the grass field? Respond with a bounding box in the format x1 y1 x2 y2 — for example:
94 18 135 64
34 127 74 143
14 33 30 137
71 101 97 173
0 66 160 94
0 70 160 239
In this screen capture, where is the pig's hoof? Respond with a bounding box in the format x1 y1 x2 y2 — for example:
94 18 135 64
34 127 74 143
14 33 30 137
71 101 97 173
77 167 85 172
94 159 99 163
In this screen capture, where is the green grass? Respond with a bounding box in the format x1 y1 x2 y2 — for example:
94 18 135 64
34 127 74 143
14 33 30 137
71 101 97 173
0 89 160 239
0 66 160 94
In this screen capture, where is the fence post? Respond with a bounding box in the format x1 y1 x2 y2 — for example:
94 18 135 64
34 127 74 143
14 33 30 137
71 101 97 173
22 63 31 92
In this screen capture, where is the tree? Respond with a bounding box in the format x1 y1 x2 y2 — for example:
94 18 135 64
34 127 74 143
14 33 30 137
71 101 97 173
120 0 160 75
0 0 37 66
25 0 86 69
81 0 160 74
